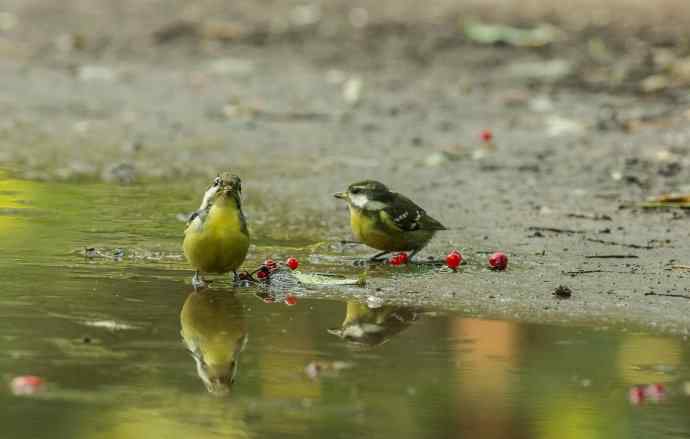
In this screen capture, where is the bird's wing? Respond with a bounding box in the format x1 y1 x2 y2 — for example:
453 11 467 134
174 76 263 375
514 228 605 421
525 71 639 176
380 194 446 232
185 183 219 234
184 207 209 234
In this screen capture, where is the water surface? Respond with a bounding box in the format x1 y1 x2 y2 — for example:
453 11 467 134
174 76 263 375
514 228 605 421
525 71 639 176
1 172 689 438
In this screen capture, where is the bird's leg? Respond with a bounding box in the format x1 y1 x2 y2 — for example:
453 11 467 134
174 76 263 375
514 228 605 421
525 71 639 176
408 250 446 265
353 251 390 266
232 271 243 287
192 271 208 290
368 251 391 262
233 271 253 287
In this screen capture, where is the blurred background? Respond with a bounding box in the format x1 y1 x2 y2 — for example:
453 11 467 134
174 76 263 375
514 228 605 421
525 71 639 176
4 0 690 184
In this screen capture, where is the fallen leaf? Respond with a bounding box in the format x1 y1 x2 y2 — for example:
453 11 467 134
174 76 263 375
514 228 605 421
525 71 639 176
640 193 690 208
463 20 563 47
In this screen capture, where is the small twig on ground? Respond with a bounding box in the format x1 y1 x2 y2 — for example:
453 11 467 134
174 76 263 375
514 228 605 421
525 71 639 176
413 259 447 266
668 265 690 271
585 254 639 259
564 269 607 275
527 226 586 234
566 213 612 221
644 292 690 300
255 110 330 122
564 269 639 276
585 238 654 250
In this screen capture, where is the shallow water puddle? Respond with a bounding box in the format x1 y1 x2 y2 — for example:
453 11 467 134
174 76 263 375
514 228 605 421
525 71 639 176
2 173 690 438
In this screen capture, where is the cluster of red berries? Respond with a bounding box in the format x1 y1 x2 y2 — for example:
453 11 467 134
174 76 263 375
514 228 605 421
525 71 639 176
385 249 508 271
254 257 300 281
629 383 666 406
445 250 508 271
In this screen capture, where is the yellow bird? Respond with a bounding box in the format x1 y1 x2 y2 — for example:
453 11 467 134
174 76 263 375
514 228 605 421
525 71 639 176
334 180 446 261
180 290 247 395
183 173 250 289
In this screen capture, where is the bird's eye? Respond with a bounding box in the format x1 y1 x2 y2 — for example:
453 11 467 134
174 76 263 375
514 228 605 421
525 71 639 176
350 187 362 194
213 177 221 187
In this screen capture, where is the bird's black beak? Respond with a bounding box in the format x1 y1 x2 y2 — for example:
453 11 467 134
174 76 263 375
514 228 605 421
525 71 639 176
333 191 347 200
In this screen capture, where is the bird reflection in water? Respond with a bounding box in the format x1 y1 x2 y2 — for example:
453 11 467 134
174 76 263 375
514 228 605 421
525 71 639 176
180 290 248 395
328 301 418 347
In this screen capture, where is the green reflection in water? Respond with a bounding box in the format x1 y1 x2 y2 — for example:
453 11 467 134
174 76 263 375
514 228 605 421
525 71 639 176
181 290 247 395
1 172 690 439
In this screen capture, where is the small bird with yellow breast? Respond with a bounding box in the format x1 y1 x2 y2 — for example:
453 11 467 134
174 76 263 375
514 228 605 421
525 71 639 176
334 180 446 261
183 173 250 289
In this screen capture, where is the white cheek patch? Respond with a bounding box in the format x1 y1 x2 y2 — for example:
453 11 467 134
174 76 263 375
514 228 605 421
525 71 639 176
199 185 220 210
349 193 369 209
349 193 387 211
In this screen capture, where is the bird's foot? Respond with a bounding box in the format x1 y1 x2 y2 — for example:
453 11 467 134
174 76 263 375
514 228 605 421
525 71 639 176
352 254 389 266
407 253 445 266
233 271 254 287
192 272 209 290
368 251 392 262
414 258 446 265
405 250 443 265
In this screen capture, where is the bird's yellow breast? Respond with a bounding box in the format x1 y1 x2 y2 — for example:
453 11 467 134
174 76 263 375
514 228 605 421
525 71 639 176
348 206 433 252
183 202 250 273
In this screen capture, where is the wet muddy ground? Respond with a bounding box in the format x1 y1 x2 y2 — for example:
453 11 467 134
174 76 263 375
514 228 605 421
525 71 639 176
2 0 690 336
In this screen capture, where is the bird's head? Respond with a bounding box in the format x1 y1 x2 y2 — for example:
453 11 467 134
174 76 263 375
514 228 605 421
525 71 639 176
334 180 392 209
189 348 243 396
203 173 243 208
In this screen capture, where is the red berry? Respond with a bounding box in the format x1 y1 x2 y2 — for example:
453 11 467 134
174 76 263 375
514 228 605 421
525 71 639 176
480 129 493 143
643 383 666 402
389 255 402 266
10 375 44 396
285 294 298 306
488 252 508 270
256 269 269 280
286 257 299 270
446 252 461 270
264 259 278 271
629 386 645 406
396 252 409 264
